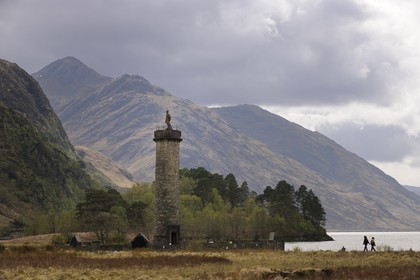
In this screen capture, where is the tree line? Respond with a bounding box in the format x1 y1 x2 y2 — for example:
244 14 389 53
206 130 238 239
178 167 329 242
19 167 331 243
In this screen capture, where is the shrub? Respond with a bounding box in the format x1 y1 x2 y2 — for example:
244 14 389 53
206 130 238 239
185 240 205 251
292 246 302 252
13 245 36 253
377 245 393 252
44 244 55 251
51 233 70 245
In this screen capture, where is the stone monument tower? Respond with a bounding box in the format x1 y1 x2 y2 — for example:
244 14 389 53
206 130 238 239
152 110 182 248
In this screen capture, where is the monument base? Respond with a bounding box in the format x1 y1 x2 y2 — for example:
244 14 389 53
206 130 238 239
152 225 181 249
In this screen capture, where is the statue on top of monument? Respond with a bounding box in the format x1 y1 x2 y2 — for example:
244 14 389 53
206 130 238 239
165 110 172 130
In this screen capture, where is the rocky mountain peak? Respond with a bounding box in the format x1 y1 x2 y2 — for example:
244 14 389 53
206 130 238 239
33 56 107 83
101 74 169 96
32 57 111 111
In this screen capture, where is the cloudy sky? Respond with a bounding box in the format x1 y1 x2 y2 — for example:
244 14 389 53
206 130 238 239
1 0 420 187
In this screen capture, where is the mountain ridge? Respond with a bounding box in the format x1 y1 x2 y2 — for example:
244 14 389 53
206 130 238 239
33 57 420 231
32 56 111 112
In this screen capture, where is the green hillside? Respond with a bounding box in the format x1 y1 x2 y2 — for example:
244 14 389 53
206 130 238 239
0 59 99 236
0 106 99 236
0 106 96 207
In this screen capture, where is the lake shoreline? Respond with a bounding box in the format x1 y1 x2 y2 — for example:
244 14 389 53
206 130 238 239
286 231 420 251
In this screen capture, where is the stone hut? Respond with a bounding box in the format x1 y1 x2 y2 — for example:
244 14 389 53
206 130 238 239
69 234 82 247
131 233 150 249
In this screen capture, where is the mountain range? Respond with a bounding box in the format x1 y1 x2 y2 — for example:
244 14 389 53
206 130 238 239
32 57 420 231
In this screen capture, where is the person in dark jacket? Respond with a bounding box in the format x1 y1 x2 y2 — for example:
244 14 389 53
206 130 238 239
363 236 369 252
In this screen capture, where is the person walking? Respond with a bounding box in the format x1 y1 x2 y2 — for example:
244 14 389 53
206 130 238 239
363 236 369 252
370 237 376 251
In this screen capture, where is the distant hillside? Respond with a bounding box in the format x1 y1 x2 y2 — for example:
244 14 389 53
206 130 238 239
75 145 135 190
0 59 100 235
214 105 420 230
404 185 420 196
214 105 402 189
33 57 420 231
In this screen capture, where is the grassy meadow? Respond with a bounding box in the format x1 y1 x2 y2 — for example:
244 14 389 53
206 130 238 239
0 241 419 279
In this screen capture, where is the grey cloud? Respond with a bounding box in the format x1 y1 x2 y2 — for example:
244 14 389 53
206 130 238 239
0 0 408 107
3 0 420 185
410 157 420 168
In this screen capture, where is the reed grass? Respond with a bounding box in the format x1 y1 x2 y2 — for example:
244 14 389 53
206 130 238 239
0 246 418 279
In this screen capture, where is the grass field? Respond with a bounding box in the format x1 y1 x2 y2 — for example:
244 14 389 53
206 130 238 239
0 243 419 279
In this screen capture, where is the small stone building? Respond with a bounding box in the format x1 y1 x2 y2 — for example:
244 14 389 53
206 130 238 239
69 234 82 247
69 233 100 248
131 233 150 249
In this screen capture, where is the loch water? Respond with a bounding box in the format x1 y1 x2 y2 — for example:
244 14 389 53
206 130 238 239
285 232 420 251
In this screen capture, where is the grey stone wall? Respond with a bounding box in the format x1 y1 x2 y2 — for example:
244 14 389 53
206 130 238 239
153 129 182 247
